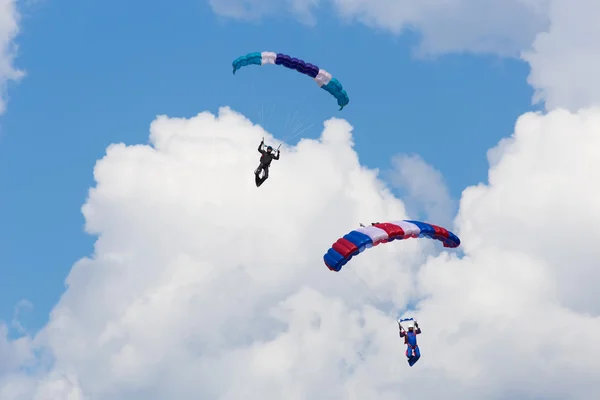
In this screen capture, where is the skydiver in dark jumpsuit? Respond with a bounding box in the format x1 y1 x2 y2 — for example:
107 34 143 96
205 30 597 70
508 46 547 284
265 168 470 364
255 139 280 186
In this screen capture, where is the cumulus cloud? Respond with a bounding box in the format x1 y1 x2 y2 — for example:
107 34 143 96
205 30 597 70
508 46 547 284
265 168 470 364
11 299 33 335
0 323 33 376
458 107 600 315
0 0 24 115
522 0 600 110
1 106 600 399
387 153 455 228
208 0 277 20
208 0 549 56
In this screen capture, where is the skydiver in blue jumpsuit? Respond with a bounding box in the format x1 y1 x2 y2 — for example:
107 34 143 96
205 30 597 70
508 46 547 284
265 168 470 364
399 320 421 366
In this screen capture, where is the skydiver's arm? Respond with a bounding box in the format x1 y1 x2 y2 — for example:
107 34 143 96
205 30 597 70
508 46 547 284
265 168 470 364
414 321 421 334
398 322 405 337
273 151 280 160
258 142 265 153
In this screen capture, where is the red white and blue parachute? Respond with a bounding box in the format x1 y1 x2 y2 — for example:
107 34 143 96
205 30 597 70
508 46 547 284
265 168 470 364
323 220 460 272
232 51 349 110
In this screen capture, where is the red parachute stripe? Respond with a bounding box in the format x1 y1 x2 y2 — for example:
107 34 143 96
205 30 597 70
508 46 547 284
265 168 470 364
332 238 358 258
373 223 405 241
429 224 449 241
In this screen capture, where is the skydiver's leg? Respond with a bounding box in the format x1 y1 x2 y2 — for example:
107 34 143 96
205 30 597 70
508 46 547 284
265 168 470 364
412 346 421 364
406 346 418 366
263 165 269 180
255 163 263 176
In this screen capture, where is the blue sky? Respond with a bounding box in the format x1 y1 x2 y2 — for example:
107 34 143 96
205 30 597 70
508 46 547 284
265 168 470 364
0 0 538 335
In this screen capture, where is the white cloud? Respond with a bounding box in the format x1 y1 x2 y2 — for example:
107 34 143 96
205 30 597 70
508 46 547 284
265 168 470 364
331 0 550 57
522 0 600 110
1 106 600 399
387 153 455 228
457 107 600 315
11 299 33 335
208 0 287 20
209 0 550 56
0 323 33 377
0 0 24 115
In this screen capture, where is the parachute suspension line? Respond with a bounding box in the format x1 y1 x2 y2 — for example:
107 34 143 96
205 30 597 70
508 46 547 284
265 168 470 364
267 103 276 132
332 273 369 362
283 123 313 143
257 103 265 133
282 111 291 138
257 102 276 134
271 114 314 151
259 103 264 128
334 245 413 318
285 113 302 140
337 272 375 308
337 266 390 312
292 122 303 137
351 268 392 311
258 100 313 150
259 104 265 131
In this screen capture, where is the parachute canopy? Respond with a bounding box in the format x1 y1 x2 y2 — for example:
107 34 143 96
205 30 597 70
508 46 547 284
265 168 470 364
398 318 416 330
232 51 349 110
323 220 460 272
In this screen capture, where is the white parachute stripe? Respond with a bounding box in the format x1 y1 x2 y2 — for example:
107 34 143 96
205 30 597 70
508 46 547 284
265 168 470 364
261 52 276 65
355 226 389 244
391 221 421 237
314 69 332 87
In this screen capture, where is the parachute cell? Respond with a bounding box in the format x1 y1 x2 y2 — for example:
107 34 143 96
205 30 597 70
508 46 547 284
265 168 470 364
232 51 349 110
323 220 460 272
398 318 415 331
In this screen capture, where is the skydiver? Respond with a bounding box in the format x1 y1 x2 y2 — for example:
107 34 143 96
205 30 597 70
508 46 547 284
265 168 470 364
255 139 280 187
399 320 421 367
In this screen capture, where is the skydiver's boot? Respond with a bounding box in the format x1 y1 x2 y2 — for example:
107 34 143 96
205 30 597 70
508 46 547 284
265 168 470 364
255 166 268 187
255 165 263 187
255 164 270 187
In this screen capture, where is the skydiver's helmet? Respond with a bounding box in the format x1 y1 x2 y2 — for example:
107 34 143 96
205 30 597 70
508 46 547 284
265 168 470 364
267 146 273 152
